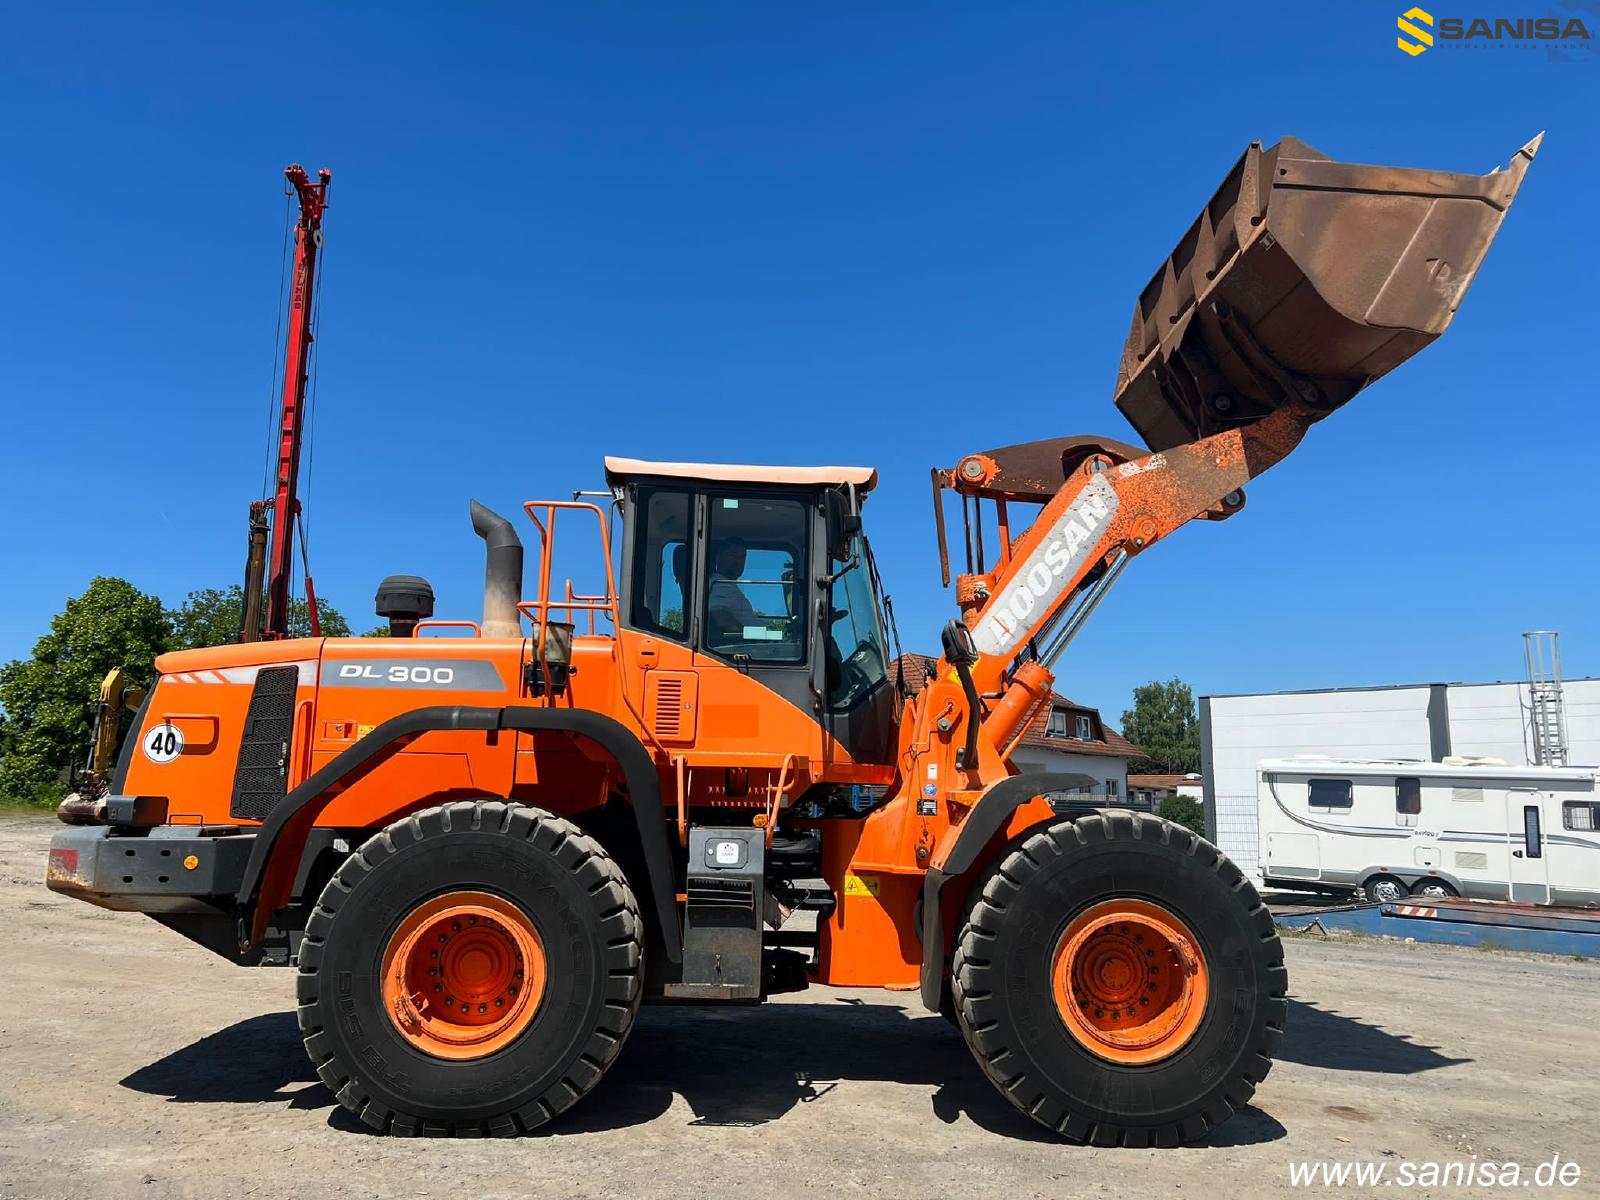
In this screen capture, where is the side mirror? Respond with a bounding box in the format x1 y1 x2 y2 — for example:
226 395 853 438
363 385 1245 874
824 490 862 564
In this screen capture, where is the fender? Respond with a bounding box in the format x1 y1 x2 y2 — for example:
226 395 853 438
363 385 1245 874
918 772 1098 1012
235 704 681 963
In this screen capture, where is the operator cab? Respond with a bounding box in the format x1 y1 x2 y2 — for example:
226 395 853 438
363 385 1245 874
605 457 897 762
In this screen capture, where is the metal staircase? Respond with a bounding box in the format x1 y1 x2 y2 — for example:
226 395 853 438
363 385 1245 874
1523 630 1569 767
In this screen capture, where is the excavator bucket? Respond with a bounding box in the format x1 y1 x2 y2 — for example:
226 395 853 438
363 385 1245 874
1114 134 1541 451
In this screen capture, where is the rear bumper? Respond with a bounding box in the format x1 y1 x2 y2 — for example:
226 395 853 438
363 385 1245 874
46 825 255 914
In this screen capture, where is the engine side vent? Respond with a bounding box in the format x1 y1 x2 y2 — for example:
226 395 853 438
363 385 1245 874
645 671 696 744
230 666 300 821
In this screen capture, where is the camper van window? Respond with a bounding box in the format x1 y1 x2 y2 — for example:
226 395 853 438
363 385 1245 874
1523 805 1543 859
1396 777 1421 827
1563 802 1600 832
1451 786 1484 803
1309 778 1352 811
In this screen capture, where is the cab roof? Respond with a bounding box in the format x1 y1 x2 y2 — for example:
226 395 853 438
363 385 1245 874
603 456 878 492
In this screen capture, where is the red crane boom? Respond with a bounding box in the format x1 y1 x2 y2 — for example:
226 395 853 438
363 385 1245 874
242 164 330 642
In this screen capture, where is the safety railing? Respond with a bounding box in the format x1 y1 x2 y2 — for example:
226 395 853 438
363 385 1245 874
515 500 621 641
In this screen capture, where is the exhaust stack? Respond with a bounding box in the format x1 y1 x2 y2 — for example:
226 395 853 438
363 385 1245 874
470 500 525 639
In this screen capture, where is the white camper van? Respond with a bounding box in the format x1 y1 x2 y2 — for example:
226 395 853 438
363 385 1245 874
1257 756 1600 906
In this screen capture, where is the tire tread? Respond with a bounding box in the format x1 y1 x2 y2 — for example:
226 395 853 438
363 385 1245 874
949 811 1287 1146
295 800 643 1137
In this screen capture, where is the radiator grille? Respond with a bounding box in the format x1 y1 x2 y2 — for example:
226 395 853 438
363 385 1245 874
230 666 299 821
685 876 755 911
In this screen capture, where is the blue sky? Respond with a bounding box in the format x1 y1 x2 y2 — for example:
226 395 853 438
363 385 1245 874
3 3 1595 721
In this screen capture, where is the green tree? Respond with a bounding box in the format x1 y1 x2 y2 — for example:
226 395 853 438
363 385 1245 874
0 578 172 804
1121 677 1201 775
168 585 351 648
1157 794 1205 835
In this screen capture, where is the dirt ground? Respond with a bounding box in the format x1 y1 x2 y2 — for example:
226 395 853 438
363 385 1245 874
2 813 1596 1200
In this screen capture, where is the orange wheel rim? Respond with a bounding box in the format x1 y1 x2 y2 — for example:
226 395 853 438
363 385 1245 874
380 891 547 1060
1050 899 1208 1065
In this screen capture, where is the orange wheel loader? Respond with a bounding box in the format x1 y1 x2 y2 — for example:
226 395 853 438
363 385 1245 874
45 134 1538 1143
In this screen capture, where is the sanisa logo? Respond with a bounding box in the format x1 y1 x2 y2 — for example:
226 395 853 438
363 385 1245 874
1398 7 1594 56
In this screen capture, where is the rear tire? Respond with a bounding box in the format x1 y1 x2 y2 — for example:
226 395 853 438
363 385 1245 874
296 800 642 1136
950 811 1286 1146
1409 878 1457 899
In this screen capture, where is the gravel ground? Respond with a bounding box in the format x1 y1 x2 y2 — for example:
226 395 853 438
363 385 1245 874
2 812 1596 1199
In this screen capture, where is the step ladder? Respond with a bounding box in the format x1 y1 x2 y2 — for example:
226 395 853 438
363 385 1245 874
1523 630 1569 767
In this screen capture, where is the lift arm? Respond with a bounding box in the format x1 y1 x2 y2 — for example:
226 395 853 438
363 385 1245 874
915 132 1540 783
941 405 1310 758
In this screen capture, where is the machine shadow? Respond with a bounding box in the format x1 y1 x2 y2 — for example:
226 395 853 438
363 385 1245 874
120 1011 333 1110
1279 999 1470 1074
122 998 1286 1146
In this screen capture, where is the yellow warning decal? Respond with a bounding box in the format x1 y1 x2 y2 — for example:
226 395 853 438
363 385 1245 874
842 873 881 898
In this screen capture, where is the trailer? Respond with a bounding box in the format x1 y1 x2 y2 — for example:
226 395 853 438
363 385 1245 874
1257 756 1599 906
1275 897 1600 958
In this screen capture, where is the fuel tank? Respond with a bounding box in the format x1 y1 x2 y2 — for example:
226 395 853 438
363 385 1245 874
1114 134 1540 451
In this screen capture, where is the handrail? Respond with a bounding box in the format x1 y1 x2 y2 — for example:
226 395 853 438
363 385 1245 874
519 500 620 632
762 754 798 848
519 499 624 711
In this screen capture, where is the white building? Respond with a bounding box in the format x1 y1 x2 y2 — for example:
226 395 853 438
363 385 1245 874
1201 678 1600 881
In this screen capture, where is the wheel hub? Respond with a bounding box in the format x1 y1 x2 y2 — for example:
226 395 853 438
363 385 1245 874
1050 899 1209 1065
381 891 547 1060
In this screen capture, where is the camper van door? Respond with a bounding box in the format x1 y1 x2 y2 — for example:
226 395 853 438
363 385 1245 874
1507 789 1551 904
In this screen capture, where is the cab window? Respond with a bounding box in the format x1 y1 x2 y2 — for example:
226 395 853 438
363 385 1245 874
702 494 807 664
629 486 692 640
826 541 887 708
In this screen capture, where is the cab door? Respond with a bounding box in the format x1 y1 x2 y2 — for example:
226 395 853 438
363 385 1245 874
689 487 826 764
617 483 701 749
617 480 826 766
1507 789 1551 904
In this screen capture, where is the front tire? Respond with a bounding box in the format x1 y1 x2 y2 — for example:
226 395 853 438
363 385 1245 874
296 801 643 1136
950 811 1286 1146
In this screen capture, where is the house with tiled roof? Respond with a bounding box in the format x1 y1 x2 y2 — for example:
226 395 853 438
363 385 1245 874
893 654 1147 808
1127 774 1205 807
